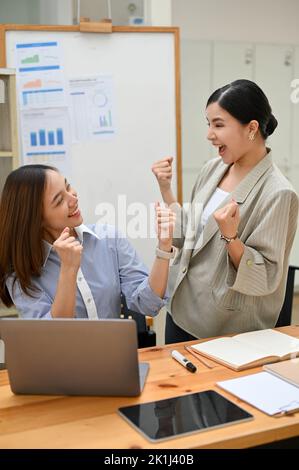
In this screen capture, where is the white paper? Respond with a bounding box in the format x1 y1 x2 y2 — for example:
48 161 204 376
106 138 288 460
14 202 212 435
217 372 299 416
20 108 71 176
192 337 266 368
69 75 116 142
15 40 67 109
233 329 299 357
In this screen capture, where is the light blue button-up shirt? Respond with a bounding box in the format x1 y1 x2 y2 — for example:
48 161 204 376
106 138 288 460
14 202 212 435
6 224 167 319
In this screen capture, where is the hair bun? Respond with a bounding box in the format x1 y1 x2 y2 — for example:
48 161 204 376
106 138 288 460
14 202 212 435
266 114 278 137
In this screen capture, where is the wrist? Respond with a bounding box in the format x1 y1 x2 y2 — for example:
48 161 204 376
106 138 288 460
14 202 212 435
220 232 238 244
156 245 175 260
60 265 79 277
160 184 171 193
158 242 172 252
161 188 175 204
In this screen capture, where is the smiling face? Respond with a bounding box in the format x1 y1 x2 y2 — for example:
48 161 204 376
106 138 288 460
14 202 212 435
206 102 255 165
42 170 83 242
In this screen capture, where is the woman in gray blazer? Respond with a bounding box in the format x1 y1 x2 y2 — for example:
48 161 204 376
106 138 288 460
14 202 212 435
152 79 299 344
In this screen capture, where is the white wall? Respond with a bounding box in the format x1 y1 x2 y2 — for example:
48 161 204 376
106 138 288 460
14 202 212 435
39 0 74 24
80 0 144 24
80 0 111 21
0 0 75 25
80 0 171 26
150 0 171 26
172 0 299 44
0 0 41 24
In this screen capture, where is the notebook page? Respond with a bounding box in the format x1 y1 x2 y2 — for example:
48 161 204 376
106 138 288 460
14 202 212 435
217 372 299 415
234 329 299 357
192 337 270 368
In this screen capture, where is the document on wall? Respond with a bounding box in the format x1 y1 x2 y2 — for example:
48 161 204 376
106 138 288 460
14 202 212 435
69 75 116 142
15 40 68 109
20 108 71 176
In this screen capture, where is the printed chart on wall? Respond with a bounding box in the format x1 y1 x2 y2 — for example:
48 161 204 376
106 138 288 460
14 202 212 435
20 108 71 174
15 40 71 175
69 76 116 142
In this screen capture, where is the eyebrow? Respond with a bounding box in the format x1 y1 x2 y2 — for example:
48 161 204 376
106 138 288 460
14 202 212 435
207 117 225 123
51 178 68 204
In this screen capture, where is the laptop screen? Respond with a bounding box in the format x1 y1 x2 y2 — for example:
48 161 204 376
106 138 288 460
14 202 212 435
0 318 149 396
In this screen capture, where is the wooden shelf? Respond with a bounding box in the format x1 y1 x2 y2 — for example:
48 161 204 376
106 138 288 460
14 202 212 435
0 69 19 192
0 68 15 75
0 151 13 157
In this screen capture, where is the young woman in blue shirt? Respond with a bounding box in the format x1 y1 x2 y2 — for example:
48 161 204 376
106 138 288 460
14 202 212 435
0 165 175 319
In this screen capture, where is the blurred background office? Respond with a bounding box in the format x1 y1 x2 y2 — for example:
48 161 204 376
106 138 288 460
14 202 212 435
1 0 299 342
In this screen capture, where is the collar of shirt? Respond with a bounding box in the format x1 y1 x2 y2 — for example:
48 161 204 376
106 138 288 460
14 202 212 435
42 224 98 267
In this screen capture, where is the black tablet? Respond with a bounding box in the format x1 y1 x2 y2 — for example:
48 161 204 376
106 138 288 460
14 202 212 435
118 390 253 442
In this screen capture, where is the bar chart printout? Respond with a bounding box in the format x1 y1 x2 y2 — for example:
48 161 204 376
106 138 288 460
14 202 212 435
21 108 71 175
29 128 64 147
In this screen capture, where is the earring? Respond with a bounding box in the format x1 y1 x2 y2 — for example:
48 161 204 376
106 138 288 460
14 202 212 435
249 132 255 141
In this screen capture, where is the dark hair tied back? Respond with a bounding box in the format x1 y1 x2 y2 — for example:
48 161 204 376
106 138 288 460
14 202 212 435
265 114 278 138
207 79 278 140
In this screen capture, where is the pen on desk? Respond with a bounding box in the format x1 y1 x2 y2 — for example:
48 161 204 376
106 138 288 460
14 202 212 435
184 345 215 369
171 350 197 373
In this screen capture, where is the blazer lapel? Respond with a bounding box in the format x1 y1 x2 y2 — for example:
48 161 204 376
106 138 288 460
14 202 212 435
191 196 230 257
190 163 230 256
192 162 229 208
191 150 273 257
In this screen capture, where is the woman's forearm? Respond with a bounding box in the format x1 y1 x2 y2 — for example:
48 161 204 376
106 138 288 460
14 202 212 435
226 238 245 269
148 256 170 298
161 188 177 206
51 267 78 318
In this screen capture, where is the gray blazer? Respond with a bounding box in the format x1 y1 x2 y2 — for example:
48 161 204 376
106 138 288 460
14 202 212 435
169 150 299 338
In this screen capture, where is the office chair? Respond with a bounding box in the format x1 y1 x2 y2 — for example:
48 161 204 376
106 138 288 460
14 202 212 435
275 265 299 327
120 294 156 348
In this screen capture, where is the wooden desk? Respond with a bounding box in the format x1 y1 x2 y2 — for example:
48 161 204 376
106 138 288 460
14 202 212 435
1 326 299 449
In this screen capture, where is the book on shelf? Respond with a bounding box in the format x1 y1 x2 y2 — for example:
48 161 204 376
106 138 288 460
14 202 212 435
263 358 299 388
191 329 299 371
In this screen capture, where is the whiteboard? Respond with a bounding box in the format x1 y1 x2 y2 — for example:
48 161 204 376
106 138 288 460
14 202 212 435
4 27 180 267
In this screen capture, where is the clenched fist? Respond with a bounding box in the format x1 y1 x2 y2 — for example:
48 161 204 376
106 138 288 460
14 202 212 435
53 227 83 272
213 200 240 239
152 157 173 192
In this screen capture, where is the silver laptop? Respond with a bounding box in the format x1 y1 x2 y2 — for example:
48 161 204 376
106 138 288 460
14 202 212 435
0 318 149 396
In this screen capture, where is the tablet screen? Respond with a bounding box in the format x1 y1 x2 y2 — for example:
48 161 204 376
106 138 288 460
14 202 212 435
118 390 253 442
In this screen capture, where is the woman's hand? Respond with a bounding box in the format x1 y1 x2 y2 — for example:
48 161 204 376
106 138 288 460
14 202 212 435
148 203 176 298
213 199 240 238
53 227 83 272
156 202 176 252
51 227 82 318
152 157 173 193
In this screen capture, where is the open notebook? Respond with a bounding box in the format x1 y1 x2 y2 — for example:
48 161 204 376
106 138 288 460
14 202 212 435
191 329 299 371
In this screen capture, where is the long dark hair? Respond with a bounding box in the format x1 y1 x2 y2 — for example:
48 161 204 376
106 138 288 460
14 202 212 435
0 164 57 307
206 79 278 139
